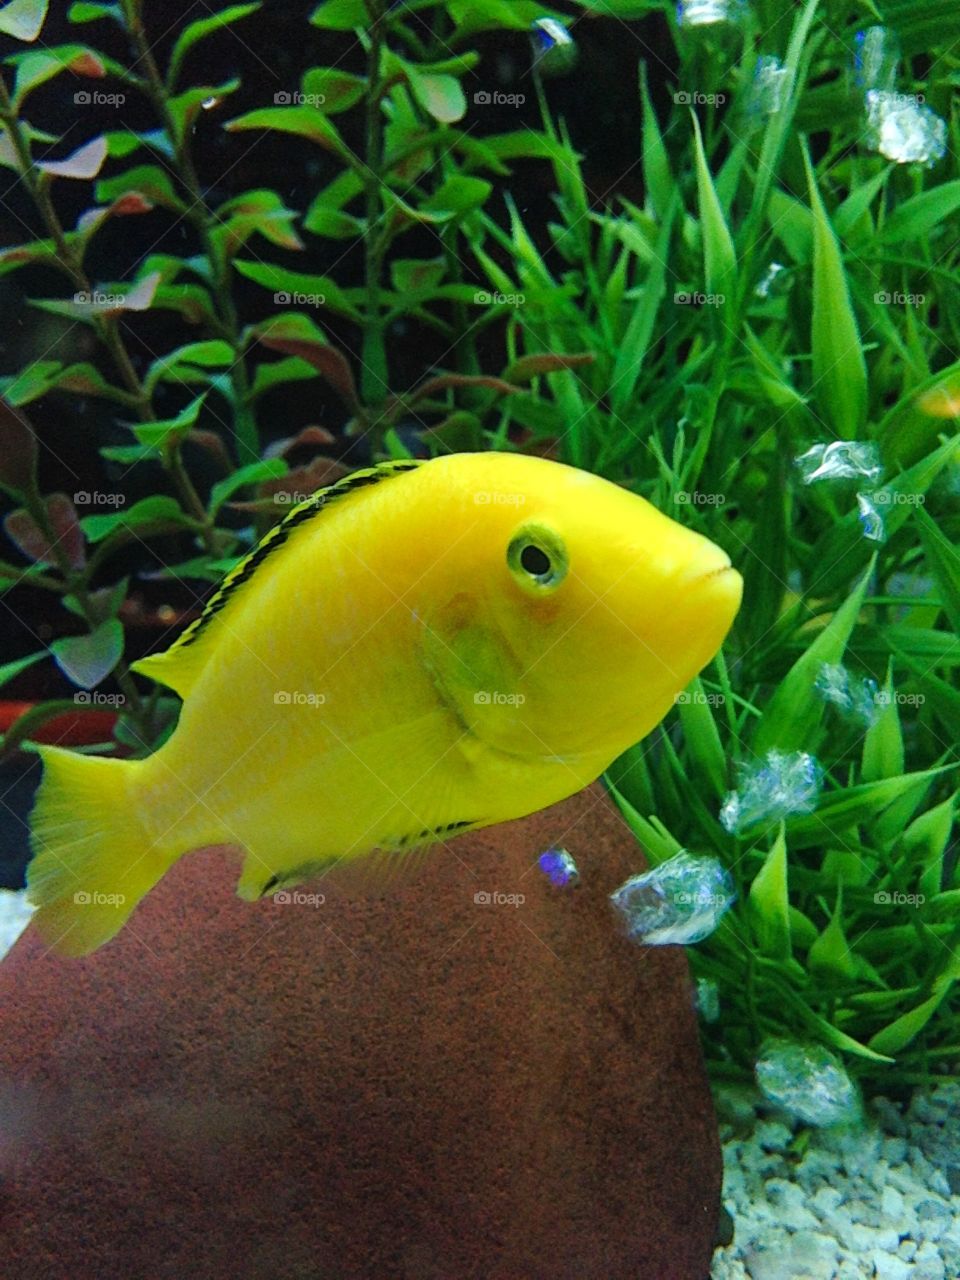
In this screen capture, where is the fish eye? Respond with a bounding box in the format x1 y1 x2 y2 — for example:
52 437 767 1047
507 525 568 592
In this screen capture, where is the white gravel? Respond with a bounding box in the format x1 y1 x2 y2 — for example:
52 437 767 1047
711 1080 960 1279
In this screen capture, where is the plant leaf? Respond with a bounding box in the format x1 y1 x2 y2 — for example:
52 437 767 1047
224 105 346 156
51 617 123 687
79 495 197 543
747 826 792 959
36 135 107 180
0 0 48 41
208 459 288 517
802 140 868 437
753 558 875 754
167 2 260 89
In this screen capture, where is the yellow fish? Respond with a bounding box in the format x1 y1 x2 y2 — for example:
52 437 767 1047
27 452 742 955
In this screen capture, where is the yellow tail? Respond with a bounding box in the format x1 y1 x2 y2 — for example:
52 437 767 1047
27 745 178 956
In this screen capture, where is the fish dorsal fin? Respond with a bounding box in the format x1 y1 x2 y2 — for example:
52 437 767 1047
130 458 424 699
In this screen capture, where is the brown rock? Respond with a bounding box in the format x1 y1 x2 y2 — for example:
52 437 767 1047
0 783 721 1279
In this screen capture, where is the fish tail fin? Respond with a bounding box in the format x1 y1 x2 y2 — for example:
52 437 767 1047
27 745 178 956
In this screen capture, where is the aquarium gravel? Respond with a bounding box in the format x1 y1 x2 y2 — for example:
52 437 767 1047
711 1082 960 1280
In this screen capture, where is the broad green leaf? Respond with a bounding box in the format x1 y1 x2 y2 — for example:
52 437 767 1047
208 459 288 517
868 983 954 1056
144 340 235 395
67 2 121 20
167 3 260 89
446 0 565 36
691 112 736 300
406 69 465 124
802 141 867 437
834 165 891 240
0 0 48 40
224 105 346 156
610 196 675 414
744 0 820 243
36 135 107 180
862 664 904 783
309 0 366 28
903 793 955 899
639 62 672 221
879 180 960 243
676 676 727 799
10 44 105 108
785 767 952 849
95 164 186 211
79 495 196 543
249 356 317 399
167 78 240 142
753 558 874 754
390 258 446 293
127 394 207 450
4 492 84 568
808 884 859 980
914 504 960 637
301 67 366 114
747 826 792 959
796 1007 893 1063
806 436 959 598
232 260 360 321
422 175 492 216
605 782 683 866
211 189 303 258
0 649 45 688
51 618 123 687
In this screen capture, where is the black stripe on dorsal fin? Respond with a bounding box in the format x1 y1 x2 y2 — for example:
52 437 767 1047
129 457 423 697
177 458 423 651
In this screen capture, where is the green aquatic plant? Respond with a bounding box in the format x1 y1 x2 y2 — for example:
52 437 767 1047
473 1 959 1090
0 0 609 747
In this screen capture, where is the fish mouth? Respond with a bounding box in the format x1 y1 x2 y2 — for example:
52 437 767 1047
702 563 735 580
